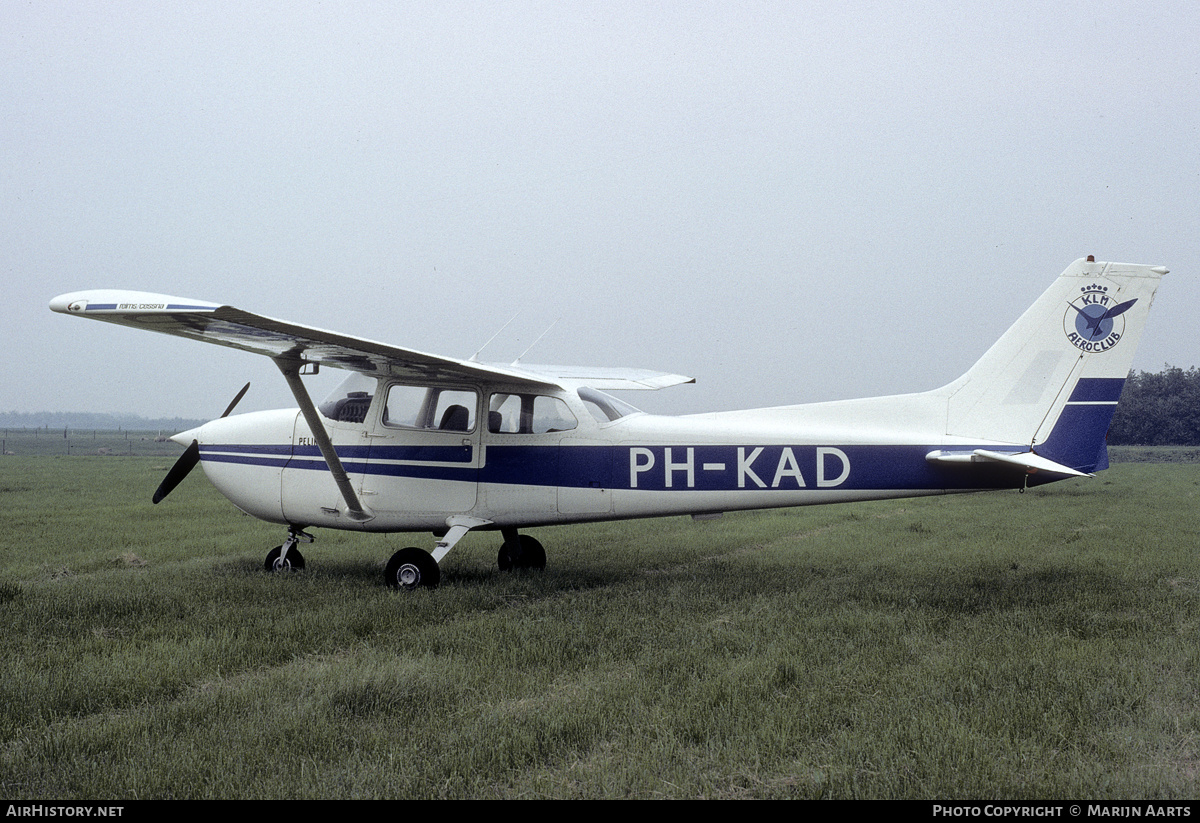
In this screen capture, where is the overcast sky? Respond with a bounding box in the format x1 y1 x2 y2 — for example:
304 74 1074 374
5 1 1198 420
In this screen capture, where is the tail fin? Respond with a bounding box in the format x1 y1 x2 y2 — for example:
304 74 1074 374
942 258 1167 473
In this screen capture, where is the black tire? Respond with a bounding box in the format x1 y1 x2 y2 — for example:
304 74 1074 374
497 534 546 571
385 547 440 590
265 545 305 572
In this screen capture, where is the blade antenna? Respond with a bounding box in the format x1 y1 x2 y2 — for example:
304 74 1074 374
512 317 561 365
470 310 523 362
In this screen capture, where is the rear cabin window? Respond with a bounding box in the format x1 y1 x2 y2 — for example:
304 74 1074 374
577 387 641 424
487 393 578 434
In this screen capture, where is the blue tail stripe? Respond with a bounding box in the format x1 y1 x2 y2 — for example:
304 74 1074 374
1037 403 1121 472
1067 377 1126 403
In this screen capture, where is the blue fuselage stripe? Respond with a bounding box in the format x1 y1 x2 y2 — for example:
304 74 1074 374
198 442 1027 492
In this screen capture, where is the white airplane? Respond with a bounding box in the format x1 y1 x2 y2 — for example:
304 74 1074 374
50 256 1167 590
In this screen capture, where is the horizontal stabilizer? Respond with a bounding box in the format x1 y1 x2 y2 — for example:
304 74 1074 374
925 449 1092 478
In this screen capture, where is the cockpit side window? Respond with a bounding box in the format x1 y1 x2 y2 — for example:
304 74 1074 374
383 384 477 432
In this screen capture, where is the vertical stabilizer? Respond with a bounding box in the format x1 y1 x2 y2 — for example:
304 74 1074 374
942 258 1167 472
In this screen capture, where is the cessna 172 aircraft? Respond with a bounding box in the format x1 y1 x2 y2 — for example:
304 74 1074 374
50 256 1167 590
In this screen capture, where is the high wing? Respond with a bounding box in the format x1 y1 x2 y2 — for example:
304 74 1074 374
48 290 693 391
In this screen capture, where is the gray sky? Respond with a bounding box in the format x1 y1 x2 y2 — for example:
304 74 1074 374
5 1 1198 420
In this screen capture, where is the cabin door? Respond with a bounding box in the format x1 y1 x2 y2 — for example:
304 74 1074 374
360 384 481 520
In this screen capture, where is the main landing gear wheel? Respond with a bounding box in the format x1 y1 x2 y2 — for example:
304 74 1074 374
498 534 546 572
385 547 440 591
265 545 305 572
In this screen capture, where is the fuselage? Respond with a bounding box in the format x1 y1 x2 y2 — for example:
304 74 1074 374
180 378 1032 534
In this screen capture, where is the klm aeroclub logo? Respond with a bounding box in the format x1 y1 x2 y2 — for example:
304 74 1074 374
1064 284 1137 353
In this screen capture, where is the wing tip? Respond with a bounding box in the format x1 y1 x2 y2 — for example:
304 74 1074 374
49 290 221 316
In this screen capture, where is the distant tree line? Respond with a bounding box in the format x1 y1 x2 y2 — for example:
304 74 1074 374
0 411 206 431
1108 366 1200 446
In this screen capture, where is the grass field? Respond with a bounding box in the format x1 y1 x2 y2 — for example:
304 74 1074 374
1 452 1198 798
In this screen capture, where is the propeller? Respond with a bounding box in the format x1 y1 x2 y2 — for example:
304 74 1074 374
152 382 250 504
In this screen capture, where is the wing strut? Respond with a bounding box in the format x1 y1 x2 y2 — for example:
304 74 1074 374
275 357 374 523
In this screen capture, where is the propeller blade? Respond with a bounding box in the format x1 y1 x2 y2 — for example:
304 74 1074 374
152 383 249 504
153 439 200 504
221 382 251 418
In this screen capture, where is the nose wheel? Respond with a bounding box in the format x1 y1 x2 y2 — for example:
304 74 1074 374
265 527 312 572
265 545 305 571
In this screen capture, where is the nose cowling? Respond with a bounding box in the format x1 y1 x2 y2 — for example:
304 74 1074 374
153 383 250 504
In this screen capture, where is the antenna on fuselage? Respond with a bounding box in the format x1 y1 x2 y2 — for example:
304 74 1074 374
512 317 560 365
469 310 522 362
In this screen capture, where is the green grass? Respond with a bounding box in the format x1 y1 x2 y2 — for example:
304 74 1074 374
1 457 1198 798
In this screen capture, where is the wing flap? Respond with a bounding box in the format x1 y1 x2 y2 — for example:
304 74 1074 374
500 363 696 391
